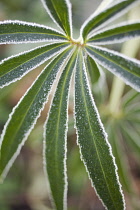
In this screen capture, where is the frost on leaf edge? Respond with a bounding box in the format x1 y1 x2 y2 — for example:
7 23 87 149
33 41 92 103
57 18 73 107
73 52 126 210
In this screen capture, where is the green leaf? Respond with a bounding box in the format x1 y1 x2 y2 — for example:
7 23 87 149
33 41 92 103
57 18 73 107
0 20 67 44
0 46 73 180
88 22 140 44
41 0 72 37
74 50 125 210
86 55 100 85
86 59 108 103
44 48 77 210
81 0 140 40
86 45 140 92
95 0 114 13
0 42 70 88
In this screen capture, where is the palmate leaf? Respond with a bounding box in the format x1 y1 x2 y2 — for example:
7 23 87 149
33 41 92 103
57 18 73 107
0 20 67 44
1 0 140 209
0 42 69 88
86 45 140 92
41 0 72 37
44 48 77 210
81 0 140 40
88 22 140 45
0 46 73 180
74 50 125 210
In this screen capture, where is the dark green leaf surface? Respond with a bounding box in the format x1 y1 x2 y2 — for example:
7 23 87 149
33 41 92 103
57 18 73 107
42 0 72 37
0 20 67 44
74 50 125 210
86 55 100 84
81 0 139 39
88 22 140 44
44 49 77 210
0 46 73 180
0 42 69 88
86 45 140 92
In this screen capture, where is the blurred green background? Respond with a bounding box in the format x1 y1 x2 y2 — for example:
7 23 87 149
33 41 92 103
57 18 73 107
0 0 140 209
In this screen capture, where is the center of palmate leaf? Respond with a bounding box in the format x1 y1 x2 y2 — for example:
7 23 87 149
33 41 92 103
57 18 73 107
69 37 85 47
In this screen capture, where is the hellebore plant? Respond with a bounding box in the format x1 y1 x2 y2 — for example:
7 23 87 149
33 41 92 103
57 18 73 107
0 0 140 209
